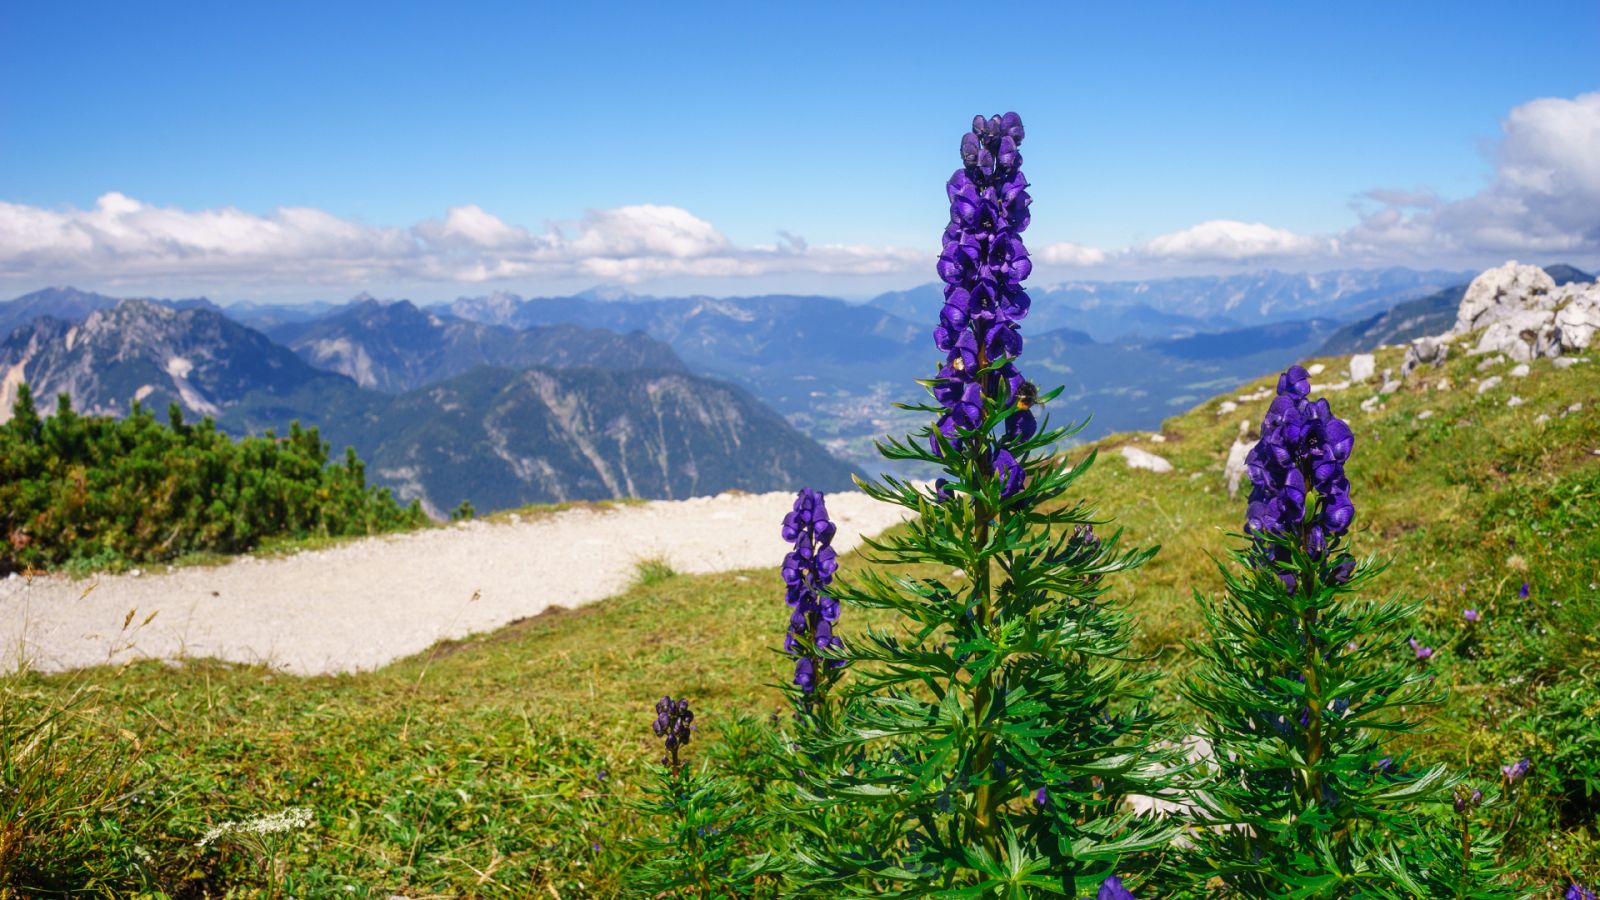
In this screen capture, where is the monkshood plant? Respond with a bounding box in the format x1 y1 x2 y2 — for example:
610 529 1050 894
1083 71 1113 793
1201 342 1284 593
777 113 1178 897
1181 366 1528 898
626 696 768 897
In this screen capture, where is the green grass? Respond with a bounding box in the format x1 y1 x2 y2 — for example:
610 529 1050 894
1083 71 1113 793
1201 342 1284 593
8 347 1599 896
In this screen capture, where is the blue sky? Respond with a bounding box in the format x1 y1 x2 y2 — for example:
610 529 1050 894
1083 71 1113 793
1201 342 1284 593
1 0 1597 302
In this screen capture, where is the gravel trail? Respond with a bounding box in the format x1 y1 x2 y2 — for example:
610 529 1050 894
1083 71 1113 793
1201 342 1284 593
0 489 906 676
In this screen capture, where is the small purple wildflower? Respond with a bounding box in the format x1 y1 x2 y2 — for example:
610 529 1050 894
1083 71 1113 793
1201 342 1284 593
782 488 841 693
1567 882 1596 900
1502 757 1531 783
1409 637 1434 660
1034 786 1048 807
1463 608 1481 622
1519 581 1531 598
652 696 694 770
1089 876 1136 900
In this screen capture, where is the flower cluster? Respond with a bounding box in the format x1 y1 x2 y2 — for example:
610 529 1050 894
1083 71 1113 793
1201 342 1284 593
198 806 315 848
1244 365 1356 587
1568 882 1596 900
781 488 841 693
1501 757 1530 783
932 112 1036 495
652 695 694 768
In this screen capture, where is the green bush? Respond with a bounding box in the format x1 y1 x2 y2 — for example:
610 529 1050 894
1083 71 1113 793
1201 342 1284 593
0 385 426 573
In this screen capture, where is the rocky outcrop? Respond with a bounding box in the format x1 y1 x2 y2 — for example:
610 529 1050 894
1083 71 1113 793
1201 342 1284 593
1400 336 1448 380
1120 445 1173 473
1449 262 1600 361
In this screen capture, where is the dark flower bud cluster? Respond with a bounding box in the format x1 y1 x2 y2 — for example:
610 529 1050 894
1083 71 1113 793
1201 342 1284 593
932 112 1036 496
652 695 693 768
1244 365 1356 588
781 488 841 693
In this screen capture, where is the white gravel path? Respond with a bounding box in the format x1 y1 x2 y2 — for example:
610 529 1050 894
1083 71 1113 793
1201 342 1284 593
0 489 907 676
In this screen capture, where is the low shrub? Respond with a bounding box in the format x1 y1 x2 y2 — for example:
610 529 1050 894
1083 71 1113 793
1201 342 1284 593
0 386 426 573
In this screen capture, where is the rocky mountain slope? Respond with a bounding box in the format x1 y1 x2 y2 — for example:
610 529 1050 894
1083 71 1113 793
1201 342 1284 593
0 300 348 420
220 366 857 515
265 297 684 392
438 289 1346 469
0 296 856 515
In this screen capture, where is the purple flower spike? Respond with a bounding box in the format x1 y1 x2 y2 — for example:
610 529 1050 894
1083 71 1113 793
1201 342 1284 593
1567 883 1596 900
1502 757 1531 782
1409 637 1433 660
1519 581 1531 598
1463 608 1481 622
782 488 842 693
1243 367 1356 584
1034 786 1048 806
931 113 1037 493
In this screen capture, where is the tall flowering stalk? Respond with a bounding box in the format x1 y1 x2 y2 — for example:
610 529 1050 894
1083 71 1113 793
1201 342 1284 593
782 488 842 695
1181 366 1528 897
780 113 1176 896
628 696 769 896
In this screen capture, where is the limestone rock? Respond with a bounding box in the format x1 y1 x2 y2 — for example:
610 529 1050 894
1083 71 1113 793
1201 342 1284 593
1509 363 1530 378
1417 410 1434 420
1349 353 1376 383
1401 337 1448 380
1477 375 1503 394
1454 261 1557 335
1379 379 1401 394
1360 395 1382 413
1449 262 1599 359
1307 363 1326 375
1554 282 1600 350
1507 396 1524 407
1224 436 1253 498
1120 445 1173 473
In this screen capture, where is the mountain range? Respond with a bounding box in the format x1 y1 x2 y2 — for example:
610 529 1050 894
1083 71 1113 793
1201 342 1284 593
0 297 852 514
2 264 1589 511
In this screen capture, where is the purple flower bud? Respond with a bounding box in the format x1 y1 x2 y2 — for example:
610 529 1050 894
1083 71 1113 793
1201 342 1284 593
1502 757 1530 782
1567 883 1596 900
1034 786 1048 807
1463 608 1481 622
1518 581 1530 598
1409 637 1434 660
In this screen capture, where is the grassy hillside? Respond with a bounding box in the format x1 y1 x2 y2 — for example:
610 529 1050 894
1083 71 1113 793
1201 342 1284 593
6 345 1597 896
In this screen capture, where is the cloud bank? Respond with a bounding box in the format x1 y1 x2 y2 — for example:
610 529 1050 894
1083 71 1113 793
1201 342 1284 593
1 92 1595 294
0 195 927 288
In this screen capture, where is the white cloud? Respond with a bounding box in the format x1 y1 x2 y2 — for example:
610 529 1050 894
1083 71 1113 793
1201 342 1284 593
1138 219 1331 263
1344 91 1600 260
1036 242 1109 266
0 194 930 289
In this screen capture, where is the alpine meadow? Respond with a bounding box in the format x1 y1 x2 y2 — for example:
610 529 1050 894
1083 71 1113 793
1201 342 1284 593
2 4 1599 897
